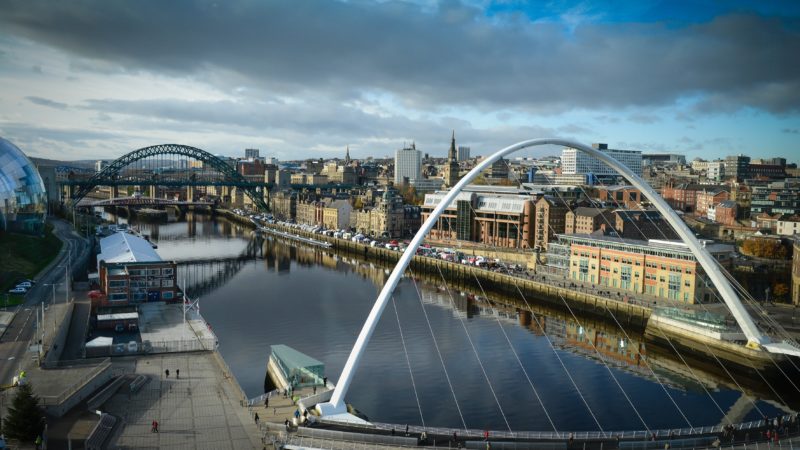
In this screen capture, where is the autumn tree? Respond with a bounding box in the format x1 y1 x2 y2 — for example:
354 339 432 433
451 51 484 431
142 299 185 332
773 283 790 300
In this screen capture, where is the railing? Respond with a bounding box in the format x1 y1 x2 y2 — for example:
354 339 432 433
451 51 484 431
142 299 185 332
39 358 112 406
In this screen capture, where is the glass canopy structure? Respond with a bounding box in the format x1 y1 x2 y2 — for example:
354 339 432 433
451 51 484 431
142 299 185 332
0 137 47 233
270 344 325 388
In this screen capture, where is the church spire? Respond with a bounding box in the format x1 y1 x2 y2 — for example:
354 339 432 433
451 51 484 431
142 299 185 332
448 130 457 163
344 145 351 165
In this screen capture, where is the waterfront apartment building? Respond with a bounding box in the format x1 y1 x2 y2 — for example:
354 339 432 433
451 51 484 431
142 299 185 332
96 232 179 307
394 144 422 184
551 234 733 303
421 187 536 248
296 200 326 226
534 196 569 250
561 143 642 177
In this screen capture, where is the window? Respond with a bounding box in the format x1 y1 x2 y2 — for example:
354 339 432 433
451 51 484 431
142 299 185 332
161 268 174 276
163 291 174 299
148 269 161 276
162 279 173 287
109 293 128 301
620 266 632 290
668 274 681 300
109 279 127 288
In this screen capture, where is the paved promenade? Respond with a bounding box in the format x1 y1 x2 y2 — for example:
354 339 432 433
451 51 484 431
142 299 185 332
103 352 263 449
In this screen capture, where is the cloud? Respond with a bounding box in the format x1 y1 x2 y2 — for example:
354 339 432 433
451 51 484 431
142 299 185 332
627 113 661 124
782 128 799 134
26 96 69 110
0 2 797 115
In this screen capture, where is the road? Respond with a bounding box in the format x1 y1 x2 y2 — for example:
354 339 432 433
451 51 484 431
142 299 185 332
0 218 91 387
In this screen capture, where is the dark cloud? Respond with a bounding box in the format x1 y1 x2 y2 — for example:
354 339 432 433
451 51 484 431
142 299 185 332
0 1 798 114
628 113 661 124
783 128 799 134
26 96 69 110
77 97 563 158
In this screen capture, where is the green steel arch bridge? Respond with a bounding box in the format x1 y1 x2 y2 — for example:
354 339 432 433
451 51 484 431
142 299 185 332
63 144 270 211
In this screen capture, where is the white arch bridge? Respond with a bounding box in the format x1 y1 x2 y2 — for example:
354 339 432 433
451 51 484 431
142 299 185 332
316 138 800 421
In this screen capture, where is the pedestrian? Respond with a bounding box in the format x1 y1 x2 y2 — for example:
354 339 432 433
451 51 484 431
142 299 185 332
165 369 170 378
35 435 42 450
391 428 395 436
265 396 269 408
313 385 317 395
285 419 291 431
568 432 574 445
273 407 277 415
484 430 490 441
323 376 327 386
254 412 260 424
405 424 409 436
176 369 180 379
152 420 159 433
453 431 458 444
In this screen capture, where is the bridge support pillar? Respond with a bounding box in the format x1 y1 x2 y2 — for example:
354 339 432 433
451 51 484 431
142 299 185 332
149 185 157 198
110 186 118 199
186 185 195 202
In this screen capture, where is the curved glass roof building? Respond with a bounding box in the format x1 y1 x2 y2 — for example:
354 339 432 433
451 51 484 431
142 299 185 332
0 137 47 233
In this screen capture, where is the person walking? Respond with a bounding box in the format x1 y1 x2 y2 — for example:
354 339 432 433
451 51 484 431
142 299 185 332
264 396 269 408
176 369 180 379
151 420 159 433
254 412 260 424
165 369 170 378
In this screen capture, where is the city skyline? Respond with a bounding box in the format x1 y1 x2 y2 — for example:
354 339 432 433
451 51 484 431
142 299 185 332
0 1 798 162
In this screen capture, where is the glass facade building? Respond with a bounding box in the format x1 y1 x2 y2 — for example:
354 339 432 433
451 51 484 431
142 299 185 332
0 137 47 233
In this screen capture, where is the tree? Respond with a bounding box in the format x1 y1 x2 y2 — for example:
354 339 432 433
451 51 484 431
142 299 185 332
3 383 45 443
773 283 790 300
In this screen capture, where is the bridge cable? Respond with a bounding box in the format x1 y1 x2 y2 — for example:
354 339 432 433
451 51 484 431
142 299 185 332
406 267 469 430
512 157 754 425
390 294 427 429
444 175 607 436
468 272 559 432
432 263 513 431
569 168 769 418
458 173 661 433
511 159 700 427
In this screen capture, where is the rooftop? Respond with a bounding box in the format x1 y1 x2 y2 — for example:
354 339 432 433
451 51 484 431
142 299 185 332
271 344 324 370
98 232 162 267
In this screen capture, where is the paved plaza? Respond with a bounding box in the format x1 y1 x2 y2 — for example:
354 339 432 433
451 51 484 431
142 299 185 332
104 352 263 449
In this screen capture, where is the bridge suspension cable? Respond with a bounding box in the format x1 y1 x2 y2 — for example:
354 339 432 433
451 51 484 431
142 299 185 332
432 264 513 431
390 295 426 429
567 169 769 417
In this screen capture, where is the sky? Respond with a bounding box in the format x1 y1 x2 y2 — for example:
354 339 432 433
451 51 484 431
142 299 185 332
0 0 798 163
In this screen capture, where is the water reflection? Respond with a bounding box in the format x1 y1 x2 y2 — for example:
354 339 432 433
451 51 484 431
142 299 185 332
122 214 795 431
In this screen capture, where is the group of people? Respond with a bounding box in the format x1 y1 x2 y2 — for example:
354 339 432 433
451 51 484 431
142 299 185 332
164 368 180 378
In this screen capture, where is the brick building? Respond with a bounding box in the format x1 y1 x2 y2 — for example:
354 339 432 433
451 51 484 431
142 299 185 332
695 188 729 216
95 233 179 308
534 196 569 250
565 207 615 235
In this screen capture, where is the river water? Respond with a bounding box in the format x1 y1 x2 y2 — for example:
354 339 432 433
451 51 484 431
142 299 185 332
120 212 790 432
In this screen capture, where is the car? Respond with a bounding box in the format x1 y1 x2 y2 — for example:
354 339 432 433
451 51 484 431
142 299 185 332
8 287 27 295
16 282 32 289
16 278 35 285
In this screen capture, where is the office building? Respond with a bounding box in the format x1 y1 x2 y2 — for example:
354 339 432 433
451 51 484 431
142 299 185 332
457 146 471 162
394 143 422 184
724 155 750 181
561 143 642 177
549 234 733 303
245 148 260 159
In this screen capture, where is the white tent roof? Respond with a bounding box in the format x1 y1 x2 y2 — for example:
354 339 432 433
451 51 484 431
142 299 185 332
98 232 161 269
85 336 114 348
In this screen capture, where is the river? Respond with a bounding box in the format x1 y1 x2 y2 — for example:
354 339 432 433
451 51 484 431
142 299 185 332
115 212 791 432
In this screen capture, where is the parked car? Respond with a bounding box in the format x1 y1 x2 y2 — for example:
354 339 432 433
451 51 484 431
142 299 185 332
16 278 35 285
8 287 27 295
15 282 32 289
